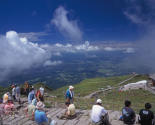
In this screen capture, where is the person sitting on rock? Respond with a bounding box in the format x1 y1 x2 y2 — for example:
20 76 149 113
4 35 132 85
25 98 37 120
122 100 135 125
139 103 154 125
91 99 111 125
4 99 15 115
35 101 51 125
57 102 76 119
3 92 9 103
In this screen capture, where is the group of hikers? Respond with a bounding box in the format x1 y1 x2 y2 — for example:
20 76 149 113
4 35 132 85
0 82 155 125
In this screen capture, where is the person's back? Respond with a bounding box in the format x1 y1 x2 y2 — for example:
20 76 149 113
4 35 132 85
3 93 8 103
40 87 44 96
4 100 14 115
122 100 135 125
139 103 154 125
67 104 75 116
35 109 48 124
91 104 107 123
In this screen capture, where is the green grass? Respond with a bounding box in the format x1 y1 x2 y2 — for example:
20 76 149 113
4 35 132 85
49 74 155 113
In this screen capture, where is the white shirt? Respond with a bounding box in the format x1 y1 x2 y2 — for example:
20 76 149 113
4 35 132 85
40 87 44 96
12 88 16 96
91 105 107 123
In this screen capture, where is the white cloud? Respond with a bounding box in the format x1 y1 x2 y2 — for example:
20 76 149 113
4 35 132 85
44 60 62 67
51 6 82 41
19 32 48 42
41 41 99 53
103 46 135 53
0 31 50 81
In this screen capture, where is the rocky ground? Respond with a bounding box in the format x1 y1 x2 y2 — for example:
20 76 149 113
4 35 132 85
1 98 139 125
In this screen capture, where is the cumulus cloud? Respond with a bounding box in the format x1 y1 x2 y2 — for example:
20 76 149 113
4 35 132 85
41 41 99 54
51 6 82 41
0 31 50 81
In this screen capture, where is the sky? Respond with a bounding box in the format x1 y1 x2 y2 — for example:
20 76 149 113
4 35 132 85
0 0 155 82
0 0 145 42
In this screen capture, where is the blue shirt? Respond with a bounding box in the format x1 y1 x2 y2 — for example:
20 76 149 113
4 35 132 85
66 89 74 100
28 90 35 104
35 110 48 124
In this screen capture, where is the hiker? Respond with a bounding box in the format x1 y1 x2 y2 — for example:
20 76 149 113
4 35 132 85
139 103 154 125
34 101 51 125
25 98 37 120
122 100 135 125
66 85 74 104
15 84 21 104
3 92 9 103
4 99 15 115
57 102 76 119
24 81 30 97
11 84 16 101
36 89 44 102
40 86 44 96
28 88 35 104
91 99 111 125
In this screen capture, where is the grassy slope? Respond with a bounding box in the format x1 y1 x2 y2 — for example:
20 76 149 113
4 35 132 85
50 74 155 113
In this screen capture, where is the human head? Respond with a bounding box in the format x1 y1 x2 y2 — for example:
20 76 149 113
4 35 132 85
36 101 45 110
65 102 70 106
125 100 131 107
145 103 152 109
96 99 102 105
69 85 74 91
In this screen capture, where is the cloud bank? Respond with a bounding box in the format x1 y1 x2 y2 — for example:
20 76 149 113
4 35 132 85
0 31 51 81
123 0 155 73
51 6 82 41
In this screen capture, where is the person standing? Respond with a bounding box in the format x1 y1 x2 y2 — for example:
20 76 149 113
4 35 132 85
28 88 35 104
91 99 111 125
139 103 154 125
24 82 30 97
65 86 74 104
122 100 136 125
11 85 16 101
15 84 21 104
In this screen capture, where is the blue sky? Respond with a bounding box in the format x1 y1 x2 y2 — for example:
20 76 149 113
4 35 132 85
0 0 155 82
0 0 145 43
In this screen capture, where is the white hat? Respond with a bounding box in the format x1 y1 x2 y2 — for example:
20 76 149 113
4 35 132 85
69 85 74 90
96 99 102 104
36 101 45 109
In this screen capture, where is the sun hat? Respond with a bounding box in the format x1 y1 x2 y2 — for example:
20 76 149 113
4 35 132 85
69 85 74 90
36 101 45 109
96 99 102 104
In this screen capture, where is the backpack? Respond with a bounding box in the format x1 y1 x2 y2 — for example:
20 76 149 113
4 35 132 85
122 107 135 124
